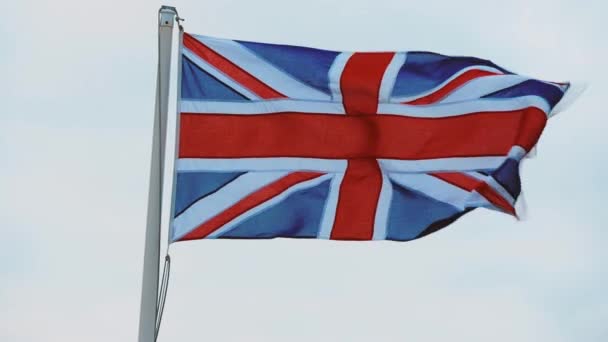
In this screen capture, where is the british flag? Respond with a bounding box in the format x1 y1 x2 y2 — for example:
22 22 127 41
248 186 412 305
169 32 570 243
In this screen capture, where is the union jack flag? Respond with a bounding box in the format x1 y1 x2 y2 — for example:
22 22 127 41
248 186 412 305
170 32 570 242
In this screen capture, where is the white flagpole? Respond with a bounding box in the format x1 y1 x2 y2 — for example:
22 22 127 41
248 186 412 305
138 6 177 342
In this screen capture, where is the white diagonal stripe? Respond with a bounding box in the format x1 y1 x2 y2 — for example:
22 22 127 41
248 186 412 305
171 171 289 241
390 173 468 210
378 95 551 118
317 173 344 239
328 52 352 103
389 173 483 210
391 65 504 103
379 52 406 103
372 172 393 240
438 75 529 103
182 48 259 100
207 174 334 238
485 176 516 205
440 172 515 211
194 34 331 101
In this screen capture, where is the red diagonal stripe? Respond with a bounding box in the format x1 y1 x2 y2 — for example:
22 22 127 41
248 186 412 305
183 33 285 99
430 172 480 191
405 69 501 105
178 172 323 241
476 183 516 215
179 108 546 159
431 172 515 215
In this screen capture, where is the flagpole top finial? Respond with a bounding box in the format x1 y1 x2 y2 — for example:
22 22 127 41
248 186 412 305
159 6 183 29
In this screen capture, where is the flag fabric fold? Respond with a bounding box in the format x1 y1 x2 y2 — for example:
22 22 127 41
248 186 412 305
170 32 571 243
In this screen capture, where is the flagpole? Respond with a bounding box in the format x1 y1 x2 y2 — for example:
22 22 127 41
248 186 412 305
138 6 177 342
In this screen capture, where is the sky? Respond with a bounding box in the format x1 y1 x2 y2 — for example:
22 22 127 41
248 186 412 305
0 0 607 341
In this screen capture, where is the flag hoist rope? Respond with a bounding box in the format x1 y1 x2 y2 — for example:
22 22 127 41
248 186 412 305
155 254 171 339
138 6 182 342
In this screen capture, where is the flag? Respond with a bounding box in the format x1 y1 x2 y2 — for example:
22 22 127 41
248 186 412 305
170 32 570 243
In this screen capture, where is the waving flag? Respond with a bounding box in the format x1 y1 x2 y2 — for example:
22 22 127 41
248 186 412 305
170 32 570 243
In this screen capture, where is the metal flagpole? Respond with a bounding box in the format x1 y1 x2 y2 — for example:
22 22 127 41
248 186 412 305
138 6 178 342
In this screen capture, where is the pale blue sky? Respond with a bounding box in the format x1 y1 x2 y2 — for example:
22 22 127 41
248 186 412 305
1 0 606 341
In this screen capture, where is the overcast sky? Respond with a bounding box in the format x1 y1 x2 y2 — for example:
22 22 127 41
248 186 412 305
1 0 606 341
